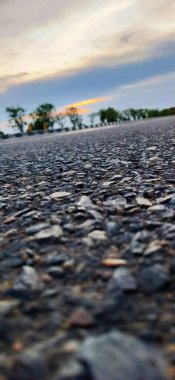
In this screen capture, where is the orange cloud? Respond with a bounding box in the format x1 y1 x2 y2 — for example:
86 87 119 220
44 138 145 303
55 96 111 116
55 107 90 116
67 96 111 108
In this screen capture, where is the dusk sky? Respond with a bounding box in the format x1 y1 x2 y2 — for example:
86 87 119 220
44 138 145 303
0 0 175 131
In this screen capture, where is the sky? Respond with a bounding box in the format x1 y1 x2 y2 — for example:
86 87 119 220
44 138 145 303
0 0 175 131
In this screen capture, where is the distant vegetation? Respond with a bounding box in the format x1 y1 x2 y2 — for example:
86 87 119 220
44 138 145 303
0 103 175 138
6 106 26 133
98 107 175 123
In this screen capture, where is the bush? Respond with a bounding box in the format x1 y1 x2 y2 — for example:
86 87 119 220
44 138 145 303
0 131 5 139
0 134 9 139
27 131 34 136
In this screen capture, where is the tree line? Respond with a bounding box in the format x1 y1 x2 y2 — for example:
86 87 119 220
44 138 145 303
0 103 175 138
98 107 175 123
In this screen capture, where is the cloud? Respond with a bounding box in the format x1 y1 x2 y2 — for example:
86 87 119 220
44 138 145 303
56 107 90 116
66 96 111 108
0 73 29 92
107 71 175 109
55 96 111 116
0 0 175 91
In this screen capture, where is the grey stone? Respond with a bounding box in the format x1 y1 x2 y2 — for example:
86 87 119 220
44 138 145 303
44 253 69 266
88 209 103 220
130 240 146 255
26 223 49 235
58 360 85 380
9 354 48 380
106 221 120 236
47 266 64 278
14 266 39 290
108 267 137 292
138 264 169 293
72 331 167 380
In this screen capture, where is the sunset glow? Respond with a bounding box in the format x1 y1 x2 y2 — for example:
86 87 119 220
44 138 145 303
54 97 111 117
55 107 90 116
67 97 111 109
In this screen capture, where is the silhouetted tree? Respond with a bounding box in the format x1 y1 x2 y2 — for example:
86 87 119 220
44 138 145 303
159 108 170 117
147 109 160 118
105 108 119 123
99 109 107 123
66 107 80 128
169 107 175 116
6 106 26 133
120 109 131 121
55 112 66 129
88 112 98 126
128 108 139 120
34 103 55 130
77 115 83 129
137 109 148 119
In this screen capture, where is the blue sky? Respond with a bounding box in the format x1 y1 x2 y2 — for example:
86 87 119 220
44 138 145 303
0 0 175 131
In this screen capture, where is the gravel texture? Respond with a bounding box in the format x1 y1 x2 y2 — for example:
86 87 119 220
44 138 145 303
0 117 175 380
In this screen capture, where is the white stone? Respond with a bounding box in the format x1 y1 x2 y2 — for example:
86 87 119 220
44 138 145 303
35 225 63 239
110 175 122 180
88 230 107 240
77 196 94 208
136 197 152 207
20 266 38 288
149 205 165 211
61 170 76 176
105 197 126 207
157 194 175 204
0 300 20 316
50 191 71 199
102 181 114 187
78 220 94 229
84 164 92 169
147 146 157 151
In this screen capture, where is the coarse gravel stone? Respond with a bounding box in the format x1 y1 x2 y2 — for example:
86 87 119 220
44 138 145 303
138 264 169 293
108 267 137 292
13 265 39 290
34 225 63 240
59 331 168 380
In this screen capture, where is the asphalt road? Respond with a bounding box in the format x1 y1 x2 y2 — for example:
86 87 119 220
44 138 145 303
0 116 174 146
0 116 175 380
